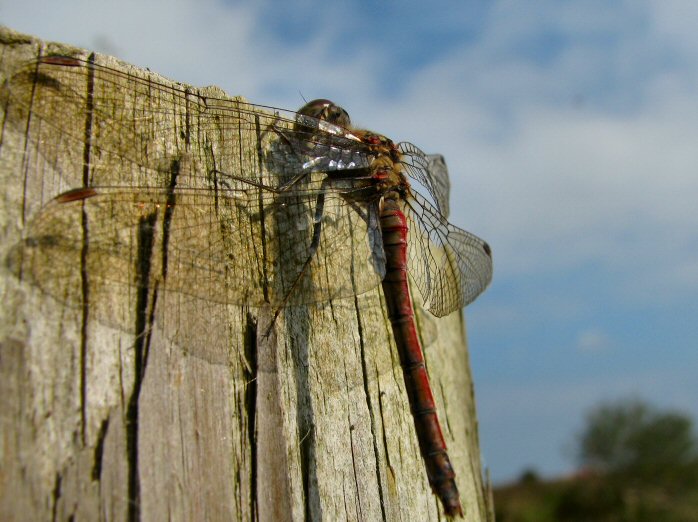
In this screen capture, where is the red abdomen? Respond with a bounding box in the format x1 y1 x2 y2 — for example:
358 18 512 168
379 194 463 517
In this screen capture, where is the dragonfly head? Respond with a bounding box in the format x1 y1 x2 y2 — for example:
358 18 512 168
296 99 351 129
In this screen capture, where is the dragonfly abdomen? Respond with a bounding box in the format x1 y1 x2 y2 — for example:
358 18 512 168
379 194 463 517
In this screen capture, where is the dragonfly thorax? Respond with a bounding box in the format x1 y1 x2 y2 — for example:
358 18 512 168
367 153 410 196
354 130 411 199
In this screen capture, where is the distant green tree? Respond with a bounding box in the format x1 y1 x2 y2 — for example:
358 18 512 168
577 398 698 487
555 397 698 521
495 399 698 522
518 468 540 485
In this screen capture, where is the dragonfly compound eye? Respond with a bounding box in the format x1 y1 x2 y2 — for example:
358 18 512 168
297 99 351 128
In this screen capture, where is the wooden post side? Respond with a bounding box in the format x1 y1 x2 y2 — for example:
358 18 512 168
0 26 491 521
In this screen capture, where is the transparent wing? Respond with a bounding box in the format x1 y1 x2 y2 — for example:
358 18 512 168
8 184 385 313
425 154 451 219
5 179 384 305
1 55 374 204
2 54 389 313
398 142 451 218
3 53 490 323
404 191 492 317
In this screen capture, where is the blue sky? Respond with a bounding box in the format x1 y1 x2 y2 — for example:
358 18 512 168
3 0 698 483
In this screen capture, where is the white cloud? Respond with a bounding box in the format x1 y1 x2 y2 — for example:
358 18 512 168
1 0 384 107
364 2 698 313
575 328 612 353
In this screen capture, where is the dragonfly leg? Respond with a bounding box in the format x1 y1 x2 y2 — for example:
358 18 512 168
208 168 289 194
209 166 326 199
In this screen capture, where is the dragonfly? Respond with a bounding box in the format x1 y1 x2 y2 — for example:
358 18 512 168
2 54 493 517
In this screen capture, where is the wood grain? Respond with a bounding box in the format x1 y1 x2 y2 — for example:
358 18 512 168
0 25 492 521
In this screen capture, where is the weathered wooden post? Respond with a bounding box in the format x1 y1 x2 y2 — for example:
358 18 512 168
0 26 493 521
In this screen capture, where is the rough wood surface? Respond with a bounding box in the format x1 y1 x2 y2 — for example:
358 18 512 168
0 26 493 521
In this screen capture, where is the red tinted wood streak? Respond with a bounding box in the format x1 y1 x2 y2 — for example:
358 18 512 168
40 55 83 66
379 192 463 517
56 187 98 203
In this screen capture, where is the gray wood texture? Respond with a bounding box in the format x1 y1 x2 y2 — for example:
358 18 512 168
0 26 493 521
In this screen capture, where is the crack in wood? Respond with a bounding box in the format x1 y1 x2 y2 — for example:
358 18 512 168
354 294 389 521
78 52 96 447
91 417 110 481
243 312 258 521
